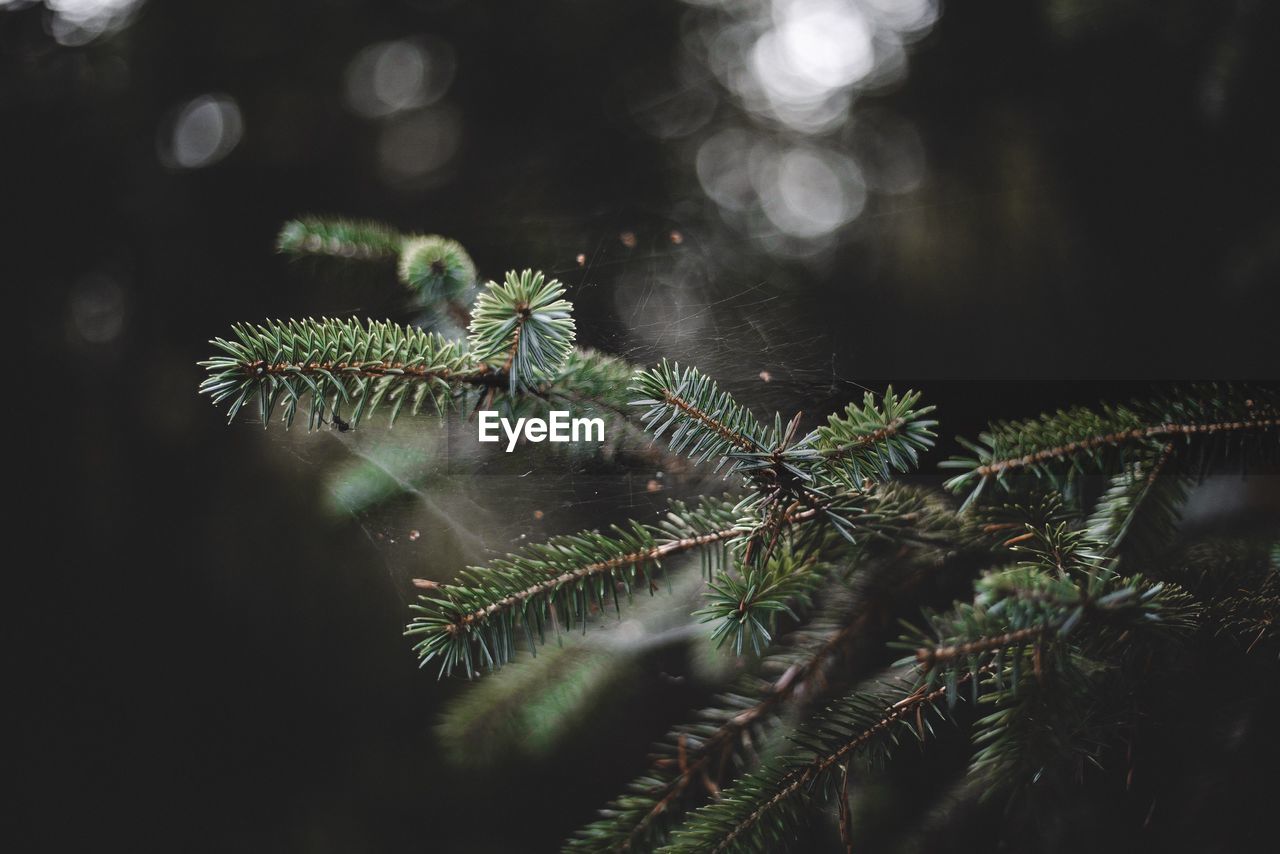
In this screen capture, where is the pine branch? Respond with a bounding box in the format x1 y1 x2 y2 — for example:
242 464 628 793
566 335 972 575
1085 443 1191 564
807 387 937 487
567 615 851 853
437 567 708 768
631 371 940 567
277 216 403 260
631 361 771 475
405 497 752 678
698 485 970 656
908 514 1199 686
568 492 977 853
278 217 477 325
965 650 1113 803
405 482 967 684
200 269 586 429
667 550 1193 853
630 372 819 571
198 317 486 428
469 269 577 393
398 234 476 303
697 553 829 656
965 573 1189 662
942 384 1279 508
659 667 984 854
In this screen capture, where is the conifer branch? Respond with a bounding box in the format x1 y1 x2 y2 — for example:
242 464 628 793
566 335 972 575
201 222 1278 849
907 507 1199 687
632 370 939 560
668 558 1192 854
469 269 576 393
398 234 476 303
278 217 479 325
697 553 828 656
660 668 985 854
569 489 976 852
974 418 1277 478
449 527 737 634
663 504 1195 853
631 361 770 474
200 269 587 429
407 486 955 684
277 216 403 260
405 498 753 678
570 620 950 854
942 384 1279 508
1086 443 1191 563
699 484 976 657
964 645 1114 802
198 317 486 428
571 609 869 853
808 387 937 487
914 626 1045 666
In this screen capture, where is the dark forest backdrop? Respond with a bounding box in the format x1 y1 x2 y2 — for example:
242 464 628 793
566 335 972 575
7 0 1278 850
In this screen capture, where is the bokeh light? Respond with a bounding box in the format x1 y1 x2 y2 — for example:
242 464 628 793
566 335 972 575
376 104 462 186
0 0 147 45
342 36 461 188
758 145 865 239
157 94 244 170
666 0 940 255
344 37 457 119
68 272 126 345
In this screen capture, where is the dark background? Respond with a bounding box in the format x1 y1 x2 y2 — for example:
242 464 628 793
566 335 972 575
7 0 1278 850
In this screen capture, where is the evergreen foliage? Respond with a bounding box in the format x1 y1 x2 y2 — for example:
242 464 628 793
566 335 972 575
811 388 937 488
277 216 403 260
200 217 1279 853
630 361 773 474
277 216 478 325
405 496 751 678
468 269 576 393
941 384 1278 508
198 317 473 428
398 234 476 302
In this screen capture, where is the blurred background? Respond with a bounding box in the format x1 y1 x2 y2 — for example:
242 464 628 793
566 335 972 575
7 0 1278 850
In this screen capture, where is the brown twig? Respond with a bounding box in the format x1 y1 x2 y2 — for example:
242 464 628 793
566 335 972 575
444 526 742 635
247 358 502 387
915 626 1044 666
974 418 1278 479
661 390 758 452
819 418 907 460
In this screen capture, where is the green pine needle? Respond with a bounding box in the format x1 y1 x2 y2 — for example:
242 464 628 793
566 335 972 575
698 553 829 656
405 497 752 678
808 386 937 487
469 269 577 393
198 317 483 429
277 216 403 260
942 383 1279 509
398 234 476 301
630 360 771 475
